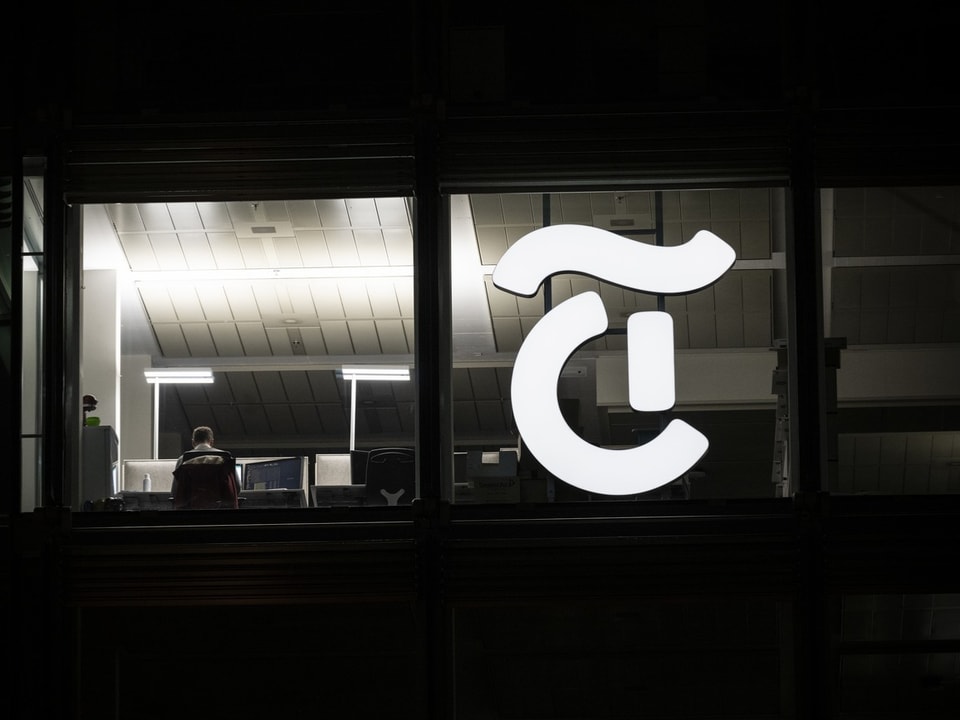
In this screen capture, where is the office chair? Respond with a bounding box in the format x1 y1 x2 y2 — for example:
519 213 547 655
172 451 239 509
363 448 416 506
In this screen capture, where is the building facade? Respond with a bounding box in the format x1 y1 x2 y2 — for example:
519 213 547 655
3 3 960 718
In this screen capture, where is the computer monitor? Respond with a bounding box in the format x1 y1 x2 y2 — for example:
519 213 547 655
241 457 304 491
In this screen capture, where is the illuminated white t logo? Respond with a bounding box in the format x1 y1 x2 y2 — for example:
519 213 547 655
493 225 736 496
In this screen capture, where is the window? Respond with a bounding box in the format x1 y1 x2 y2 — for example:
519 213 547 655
78 197 417 511
823 187 960 495
450 188 789 504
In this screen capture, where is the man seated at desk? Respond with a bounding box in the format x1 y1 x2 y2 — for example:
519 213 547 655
172 426 238 509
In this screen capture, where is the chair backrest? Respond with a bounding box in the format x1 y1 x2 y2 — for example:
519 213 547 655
363 448 416 506
173 452 238 509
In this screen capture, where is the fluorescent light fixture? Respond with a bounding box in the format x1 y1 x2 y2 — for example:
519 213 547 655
144 368 214 384
144 369 215 458
340 366 411 451
341 367 410 382
131 266 413 284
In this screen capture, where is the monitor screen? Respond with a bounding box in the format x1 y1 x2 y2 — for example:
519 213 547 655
242 457 303 491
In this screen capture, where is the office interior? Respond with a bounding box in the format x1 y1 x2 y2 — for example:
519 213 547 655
4 3 960 719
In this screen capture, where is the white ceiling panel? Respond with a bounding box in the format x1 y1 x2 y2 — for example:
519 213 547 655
376 197 410 227
686 286 716 313
280 372 313 401
501 194 536 225
376 319 409 354
297 230 333 266
107 203 146 232
317 404 348 435
236 322 272 355
265 328 295 356
209 324 245 355
741 220 771 258
355 229 389 265
170 287 205 322
223 285 261 321
367 281 401 317
179 233 217 270
211 405 244 435
225 201 258 225
285 199 322 227
321 321 353 355
239 405 272 436
673 314 691 349
285 283 317 315
688 312 718 348
149 233 189 271
382 228 413 265
260 201 290 222
290 405 322 435
454 401 480 433
274 284 294 314
138 203 174 232
274 237 304 267
207 232 245 269
493 317 522 352
168 204 205 231
181 324 217 356
476 226 509 265
120 235 160 270
195 286 234 321
264 405 298 435
349 320 381 354
743 312 772 347
297 327 327 355
325 229 361 265
316 199 351 228
153 324 190 356
347 198 380 227
338 280 373 318
136 286 178 323
310 282 346 319
557 193 593 224
396 278 414 317
485 279 519 316
403 319 415 347
470 194 504 225
251 283 284 316
196 202 234 230
307 371 342 402
238 237 268 268
716 312 745 348
226 373 261 403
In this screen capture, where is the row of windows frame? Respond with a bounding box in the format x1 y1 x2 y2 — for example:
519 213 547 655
8 122 945 520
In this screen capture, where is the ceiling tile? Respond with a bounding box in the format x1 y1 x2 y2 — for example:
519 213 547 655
149 233 189 271
355 229 390 265
153 324 190 356
196 202 234 230
501 194 535 225
261 200 291 222
316 199 351 228
338 280 373 318
716 312 745 348
179 233 217 270
284 199 321 228
170 288 205 322
557 193 593 224
297 327 326 354
310 282 346 319
181 324 217 356
375 197 410 227
320 321 353 355
225 201 258 225
223 285 261 321
138 203 174 232
138 287 178 322
264 405 298 435
207 232 245 269
469 195 504 226
251 283 284 316
107 204 146 232
274 236 304 267
382 228 413 265
476 226 509 266
290 405 322 436
297 230 333 266
325 229 362 265
168 204 204 231
227 373 262 403
238 237 268 267
346 198 380 227
240 404 276 438
120 234 159 270
236 322 272 355
492 317 523 352
265 328 296 356
208 324 245 355
376 319 409 354
348 320 381 354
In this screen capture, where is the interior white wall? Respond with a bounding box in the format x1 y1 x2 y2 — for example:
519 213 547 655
121 354 154 461
81 269 121 429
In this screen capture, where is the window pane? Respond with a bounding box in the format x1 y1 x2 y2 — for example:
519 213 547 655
451 189 788 503
21 171 44 511
80 198 416 512
823 187 960 495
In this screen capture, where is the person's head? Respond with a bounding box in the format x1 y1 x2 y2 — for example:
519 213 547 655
192 426 215 447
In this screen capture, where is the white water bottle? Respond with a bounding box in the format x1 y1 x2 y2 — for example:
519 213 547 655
143 473 152 492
